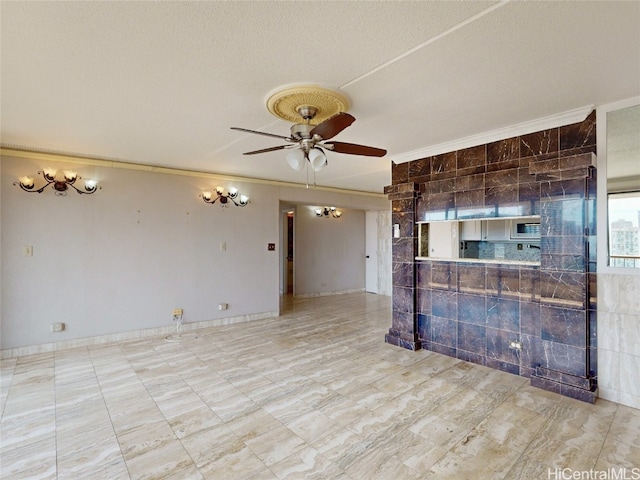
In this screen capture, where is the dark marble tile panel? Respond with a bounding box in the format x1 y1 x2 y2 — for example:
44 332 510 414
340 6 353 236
392 198 414 214
486 266 520 299
458 322 486 354
409 157 431 180
487 137 520 165
485 358 520 376
541 254 585 272
518 182 540 203
485 185 518 207
540 199 585 235
431 291 457 319
393 262 414 287
392 286 415 314
415 196 429 223
520 269 540 302
457 265 487 294
430 342 457 359
457 293 487 325
541 305 587 348
485 168 519 188
457 145 486 175
520 128 559 157
429 178 455 195
392 238 415 263
589 309 597 348
416 261 431 287
486 159 521 173
520 334 544 372
417 313 431 341
427 192 456 213
456 205 496 220
392 161 409 184
588 274 597 310
391 310 414 333
534 367 593 391
455 173 485 191
559 110 596 151
539 341 587 377
431 152 457 179
589 346 597 378
430 262 457 291
535 167 592 183
517 166 538 184
455 189 484 210
486 297 520 332
530 375 562 395
457 349 486 366
486 327 520 364
541 236 585 256
520 303 541 336
540 178 586 201
539 271 586 308
431 316 457 348
559 383 597 404
392 211 416 238
417 287 432 315
558 153 596 171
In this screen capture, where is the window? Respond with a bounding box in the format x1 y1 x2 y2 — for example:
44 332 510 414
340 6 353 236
608 192 640 268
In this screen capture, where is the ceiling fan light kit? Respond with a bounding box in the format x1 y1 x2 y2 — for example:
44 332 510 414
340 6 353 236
231 84 387 181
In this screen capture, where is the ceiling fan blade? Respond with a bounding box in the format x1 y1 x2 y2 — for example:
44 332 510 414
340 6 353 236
242 145 289 155
231 127 292 141
324 141 387 157
309 112 355 140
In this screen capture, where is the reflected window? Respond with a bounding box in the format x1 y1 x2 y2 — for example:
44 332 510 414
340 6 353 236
608 192 640 268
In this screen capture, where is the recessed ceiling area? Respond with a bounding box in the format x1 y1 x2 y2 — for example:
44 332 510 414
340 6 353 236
1 1 639 193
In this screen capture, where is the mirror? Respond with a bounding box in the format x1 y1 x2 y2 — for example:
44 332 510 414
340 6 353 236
606 103 640 268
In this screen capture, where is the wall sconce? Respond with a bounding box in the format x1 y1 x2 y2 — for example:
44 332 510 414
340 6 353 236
14 169 100 196
315 206 342 218
201 186 249 207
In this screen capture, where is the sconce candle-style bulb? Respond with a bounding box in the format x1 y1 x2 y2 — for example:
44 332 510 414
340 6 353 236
63 170 77 182
43 168 57 181
84 179 97 191
215 186 224 195
19 176 35 189
239 195 249 206
202 191 213 202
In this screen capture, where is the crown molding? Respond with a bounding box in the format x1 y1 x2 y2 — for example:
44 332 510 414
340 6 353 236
0 147 385 198
390 105 594 164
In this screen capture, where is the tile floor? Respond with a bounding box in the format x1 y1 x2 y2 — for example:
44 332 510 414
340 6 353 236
1 293 639 479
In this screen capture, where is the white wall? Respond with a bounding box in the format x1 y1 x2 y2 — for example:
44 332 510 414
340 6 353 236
1 153 389 354
294 205 365 296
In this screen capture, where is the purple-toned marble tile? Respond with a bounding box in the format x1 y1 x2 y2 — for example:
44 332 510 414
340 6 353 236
538 341 587 377
486 327 520 364
485 358 520 376
519 269 540 302
457 349 486 366
391 309 414 333
430 262 457 291
520 302 541 336
392 238 414 263
457 265 487 294
431 291 457 319
456 293 486 325
431 316 457 348
539 271 586 308
458 322 486 354
417 313 431 341
541 254 585 272
393 262 414 287
541 235 585 256
392 286 415 314
416 261 431 286
486 297 520 332
430 342 457 359
541 305 586 348
486 266 519 299
416 287 432 315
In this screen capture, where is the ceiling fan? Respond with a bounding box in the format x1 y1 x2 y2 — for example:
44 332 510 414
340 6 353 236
231 105 387 172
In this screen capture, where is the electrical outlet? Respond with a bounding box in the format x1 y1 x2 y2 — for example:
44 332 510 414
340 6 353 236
218 303 228 311
50 322 65 332
23 246 33 256
173 308 183 316
220 242 226 251
509 340 523 350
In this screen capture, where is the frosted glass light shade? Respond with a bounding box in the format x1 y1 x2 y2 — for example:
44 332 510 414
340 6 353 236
286 149 305 171
309 148 327 171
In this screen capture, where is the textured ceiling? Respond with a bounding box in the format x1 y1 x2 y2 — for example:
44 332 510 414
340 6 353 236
2 1 639 193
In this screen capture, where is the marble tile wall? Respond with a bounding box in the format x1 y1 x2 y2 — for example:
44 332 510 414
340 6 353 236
385 111 599 402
